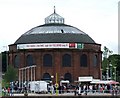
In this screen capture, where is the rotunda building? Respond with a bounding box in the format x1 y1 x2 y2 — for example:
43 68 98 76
9 9 102 84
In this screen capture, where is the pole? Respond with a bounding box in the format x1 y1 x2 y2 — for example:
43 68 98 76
56 73 58 95
19 69 21 88
114 67 116 81
106 67 109 80
109 64 112 80
25 68 26 85
22 69 23 89
34 66 35 81
31 67 32 81
28 67 29 82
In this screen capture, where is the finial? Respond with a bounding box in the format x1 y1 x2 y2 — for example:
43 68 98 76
54 6 56 13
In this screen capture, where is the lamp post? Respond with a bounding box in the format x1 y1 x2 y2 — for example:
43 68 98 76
114 66 116 81
109 63 112 80
106 67 109 80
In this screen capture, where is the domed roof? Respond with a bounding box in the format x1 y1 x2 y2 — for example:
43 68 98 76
15 8 95 44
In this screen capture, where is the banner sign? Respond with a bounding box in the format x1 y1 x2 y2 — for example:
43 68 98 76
78 76 93 82
17 43 84 49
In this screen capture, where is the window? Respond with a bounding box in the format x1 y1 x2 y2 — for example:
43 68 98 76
64 73 72 82
80 54 87 67
43 73 51 81
26 54 34 66
14 55 20 68
93 55 97 66
43 54 52 67
62 54 71 67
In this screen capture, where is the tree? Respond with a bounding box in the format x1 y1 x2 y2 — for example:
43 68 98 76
108 54 120 81
3 65 18 83
102 54 120 82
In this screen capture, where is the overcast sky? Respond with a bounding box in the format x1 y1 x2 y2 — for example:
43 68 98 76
0 0 119 54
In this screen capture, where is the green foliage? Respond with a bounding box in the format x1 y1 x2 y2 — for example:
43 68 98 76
2 79 9 88
102 54 120 82
3 65 18 83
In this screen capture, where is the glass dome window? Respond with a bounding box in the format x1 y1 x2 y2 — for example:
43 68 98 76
45 7 64 24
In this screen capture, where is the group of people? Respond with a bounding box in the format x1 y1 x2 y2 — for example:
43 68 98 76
2 81 19 96
2 87 13 96
48 83 68 94
74 84 120 96
2 81 120 96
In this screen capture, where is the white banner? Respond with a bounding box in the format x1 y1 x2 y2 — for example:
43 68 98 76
78 76 93 82
17 43 70 49
17 43 84 49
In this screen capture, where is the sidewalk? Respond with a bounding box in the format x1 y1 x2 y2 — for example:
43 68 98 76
12 92 116 96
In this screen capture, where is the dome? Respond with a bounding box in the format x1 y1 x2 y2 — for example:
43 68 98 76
14 8 95 44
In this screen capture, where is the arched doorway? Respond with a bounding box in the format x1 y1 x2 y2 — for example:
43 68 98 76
64 73 72 82
42 73 51 81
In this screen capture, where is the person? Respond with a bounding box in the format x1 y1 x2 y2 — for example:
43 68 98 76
112 86 115 96
78 85 81 95
115 85 118 96
2 87 6 96
7 87 10 96
10 86 13 96
89 85 93 93
74 85 78 96
50 84 54 94
85 85 88 95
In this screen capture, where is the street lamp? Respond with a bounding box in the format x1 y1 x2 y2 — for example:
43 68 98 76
114 66 116 81
109 63 112 80
106 67 109 80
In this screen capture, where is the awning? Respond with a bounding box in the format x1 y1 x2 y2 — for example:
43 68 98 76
90 79 101 84
90 80 119 84
109 80 119 84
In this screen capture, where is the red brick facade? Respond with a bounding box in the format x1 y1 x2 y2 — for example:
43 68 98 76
9 43 102 84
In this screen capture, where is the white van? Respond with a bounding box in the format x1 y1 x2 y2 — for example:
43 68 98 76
28 81 49 93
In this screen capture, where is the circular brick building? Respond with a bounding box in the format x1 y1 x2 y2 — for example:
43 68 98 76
9 9 102 84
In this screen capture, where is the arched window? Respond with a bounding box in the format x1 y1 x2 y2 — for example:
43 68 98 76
14 55 20 68
62 54 71 67
26 54 34 66
64 73 72 82
80 54 87 67
93 55 98 66
43 54 52 67
43 73 51 81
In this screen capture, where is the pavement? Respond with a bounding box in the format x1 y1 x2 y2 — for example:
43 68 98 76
12 92 117 96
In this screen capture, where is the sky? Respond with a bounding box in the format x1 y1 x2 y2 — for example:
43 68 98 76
0 0 119 54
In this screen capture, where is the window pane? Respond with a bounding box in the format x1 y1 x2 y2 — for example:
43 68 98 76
26 54 34 66
43 73 51 80
14 55 20 68
80 54 87 67
43 54 52 67
93 55 97 66
62 54 71 67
